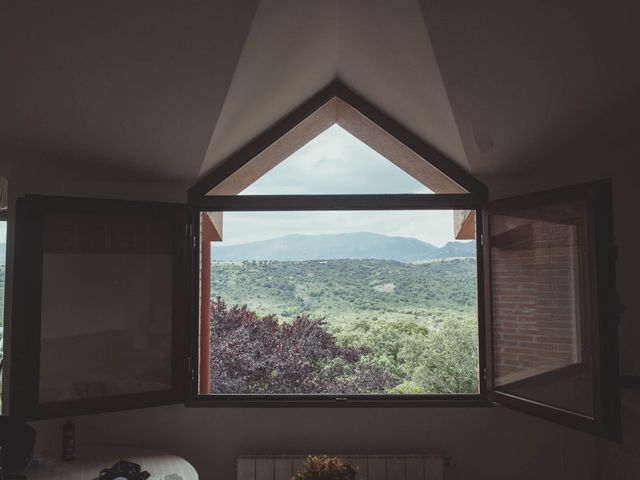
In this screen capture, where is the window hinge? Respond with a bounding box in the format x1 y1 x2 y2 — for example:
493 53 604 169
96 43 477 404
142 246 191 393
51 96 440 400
186 223 196 249
483 368 487 381
480 233 484 247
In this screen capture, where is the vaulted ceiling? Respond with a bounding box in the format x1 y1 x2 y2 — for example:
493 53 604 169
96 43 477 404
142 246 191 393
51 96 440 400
2 0 639 184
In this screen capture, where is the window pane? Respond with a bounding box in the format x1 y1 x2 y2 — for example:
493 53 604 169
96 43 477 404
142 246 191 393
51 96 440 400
39 213 173 402
236 125 434 195
199 210 479 396
490 199 594 416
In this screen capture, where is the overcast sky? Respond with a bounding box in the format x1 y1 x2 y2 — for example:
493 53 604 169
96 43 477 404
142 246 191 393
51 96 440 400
241 124 432 195
219 125 459 247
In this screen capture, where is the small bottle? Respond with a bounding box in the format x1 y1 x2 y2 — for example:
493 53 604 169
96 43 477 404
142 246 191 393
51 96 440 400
62 419 75 461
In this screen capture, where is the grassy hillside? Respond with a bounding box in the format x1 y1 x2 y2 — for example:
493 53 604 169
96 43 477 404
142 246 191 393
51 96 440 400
212 257 477 327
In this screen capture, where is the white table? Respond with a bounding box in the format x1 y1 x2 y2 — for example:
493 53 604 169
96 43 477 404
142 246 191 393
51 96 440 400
25 444 198 480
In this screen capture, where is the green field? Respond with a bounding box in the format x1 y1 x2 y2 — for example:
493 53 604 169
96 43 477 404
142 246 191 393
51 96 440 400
212 258 476 325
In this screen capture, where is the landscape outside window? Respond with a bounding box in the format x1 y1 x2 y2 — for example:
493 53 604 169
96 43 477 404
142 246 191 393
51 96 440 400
203 126 479 395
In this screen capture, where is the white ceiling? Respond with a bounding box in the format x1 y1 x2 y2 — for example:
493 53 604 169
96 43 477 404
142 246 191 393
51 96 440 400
2 0 639 184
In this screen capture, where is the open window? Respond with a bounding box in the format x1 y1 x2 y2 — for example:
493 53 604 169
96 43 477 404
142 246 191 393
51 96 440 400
188 82 488 406
484 180 620 438
188 82 620 436
9 196 190 419
3 81 620 438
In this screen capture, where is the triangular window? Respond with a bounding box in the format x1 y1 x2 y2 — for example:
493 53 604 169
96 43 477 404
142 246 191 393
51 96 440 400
189 89 484 200
239 124 433 195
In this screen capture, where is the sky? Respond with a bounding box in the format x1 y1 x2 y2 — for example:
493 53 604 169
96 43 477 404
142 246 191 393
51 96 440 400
218 125 461 247
240 124 432 195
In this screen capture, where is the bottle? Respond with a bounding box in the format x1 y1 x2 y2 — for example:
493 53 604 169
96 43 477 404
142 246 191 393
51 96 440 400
62 419 75 461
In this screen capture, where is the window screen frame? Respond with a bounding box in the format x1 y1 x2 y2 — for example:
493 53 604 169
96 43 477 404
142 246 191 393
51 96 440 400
8 195 191 420
187 197 489 408
482 180 621 439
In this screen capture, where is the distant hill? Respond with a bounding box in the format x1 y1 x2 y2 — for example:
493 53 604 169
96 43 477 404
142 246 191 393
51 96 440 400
212 257 477 326
212 232 475 262
436 240 478 258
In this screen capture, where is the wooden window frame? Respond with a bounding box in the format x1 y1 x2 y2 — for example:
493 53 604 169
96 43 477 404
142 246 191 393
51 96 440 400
187 202 488 408
186 82 619 437
8 195 190 420
187 81 487 204
482 180 621 439
2 77 619 438
186 81 490 407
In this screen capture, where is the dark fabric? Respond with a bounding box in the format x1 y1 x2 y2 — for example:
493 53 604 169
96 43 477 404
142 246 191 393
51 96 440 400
0 416 36 472
96 460 150 480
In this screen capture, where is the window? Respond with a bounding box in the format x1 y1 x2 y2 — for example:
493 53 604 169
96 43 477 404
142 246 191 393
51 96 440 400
237 124 434 195
9 197 188 419
190 83 486 405
6 83 620 438
203 209 479 396
484 182 620 437
188 83 620 438
199 127 480 396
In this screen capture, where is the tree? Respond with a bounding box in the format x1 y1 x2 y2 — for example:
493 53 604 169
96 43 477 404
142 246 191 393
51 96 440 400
333 316 478 394
210 298 396 394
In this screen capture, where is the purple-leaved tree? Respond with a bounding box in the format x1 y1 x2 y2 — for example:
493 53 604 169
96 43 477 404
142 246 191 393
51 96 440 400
210 298 396 394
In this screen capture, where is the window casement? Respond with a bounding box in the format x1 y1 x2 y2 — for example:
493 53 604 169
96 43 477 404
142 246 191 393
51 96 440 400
187 82 487 408
184 82 621 438
9 197 189 419
7 82 621 439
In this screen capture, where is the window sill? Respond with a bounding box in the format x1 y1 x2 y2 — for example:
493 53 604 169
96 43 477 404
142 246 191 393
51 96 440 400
185 394 492 408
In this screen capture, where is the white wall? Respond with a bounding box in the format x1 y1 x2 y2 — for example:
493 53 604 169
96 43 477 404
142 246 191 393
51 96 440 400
4 173 638 479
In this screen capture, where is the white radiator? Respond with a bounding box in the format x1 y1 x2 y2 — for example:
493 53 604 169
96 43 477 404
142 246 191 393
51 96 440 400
237 454 445 480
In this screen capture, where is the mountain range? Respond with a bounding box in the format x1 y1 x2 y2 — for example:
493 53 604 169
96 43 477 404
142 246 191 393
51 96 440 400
212 232 475 262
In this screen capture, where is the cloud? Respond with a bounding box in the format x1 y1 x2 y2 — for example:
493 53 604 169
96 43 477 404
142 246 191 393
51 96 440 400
241 124 432 195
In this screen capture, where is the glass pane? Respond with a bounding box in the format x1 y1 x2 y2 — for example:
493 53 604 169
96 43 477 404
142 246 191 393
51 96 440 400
39 212 173 402
237 125 435 195
199 210 479 396
490 198 594 417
